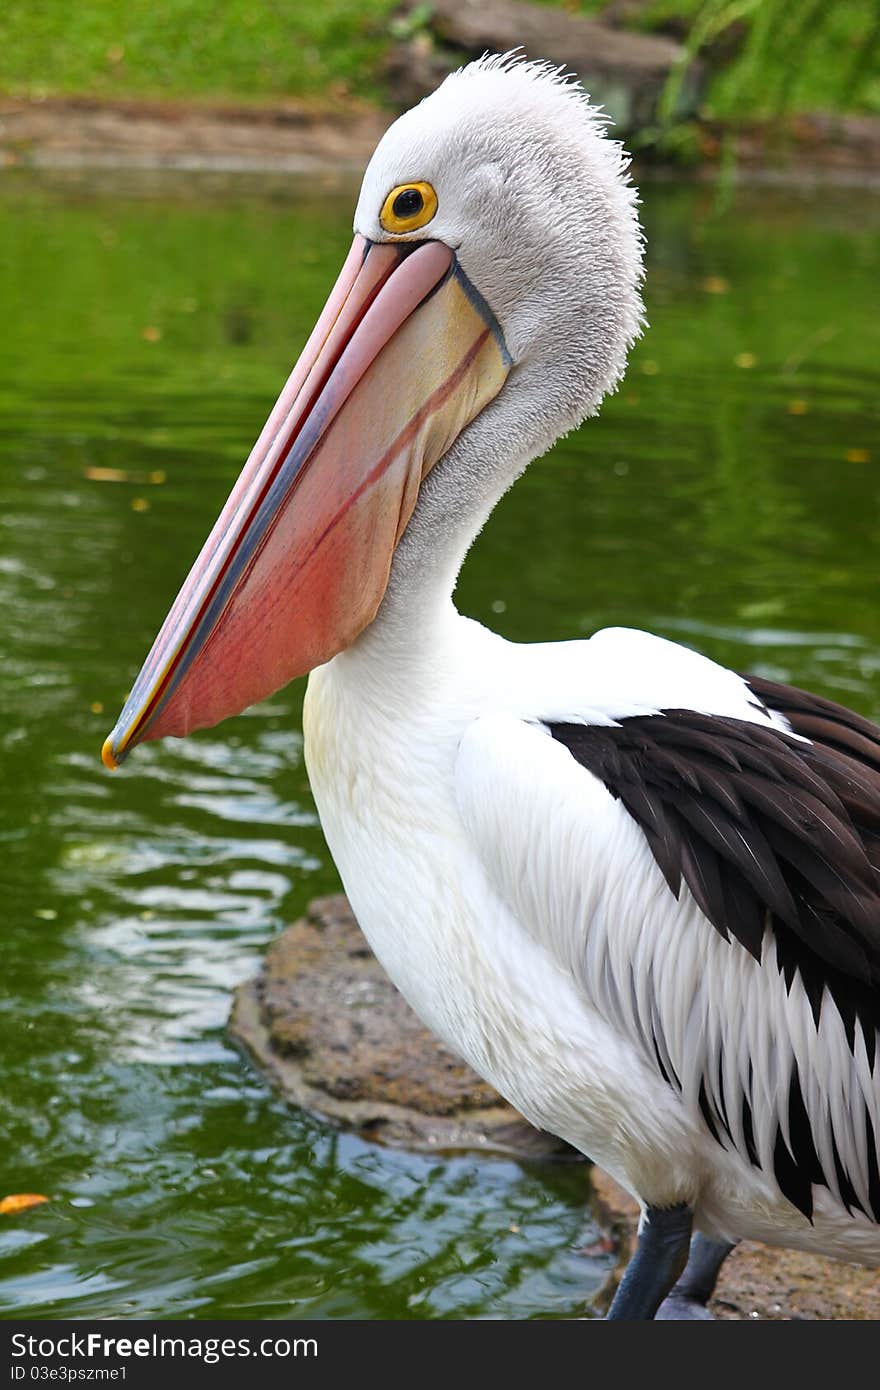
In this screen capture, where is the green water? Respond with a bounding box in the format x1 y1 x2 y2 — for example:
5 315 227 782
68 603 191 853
0 168 878 1319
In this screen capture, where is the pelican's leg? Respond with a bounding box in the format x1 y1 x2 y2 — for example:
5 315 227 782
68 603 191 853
606 1203 693 1320
655 1234 736 1320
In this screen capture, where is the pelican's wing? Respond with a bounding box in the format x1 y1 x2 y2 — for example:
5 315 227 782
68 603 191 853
456 630 880 1221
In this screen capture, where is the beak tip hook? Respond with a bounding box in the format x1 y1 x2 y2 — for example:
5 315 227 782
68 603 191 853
101 735 120 772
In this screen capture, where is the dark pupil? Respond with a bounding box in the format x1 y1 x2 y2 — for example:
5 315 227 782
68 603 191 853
392 187 423 219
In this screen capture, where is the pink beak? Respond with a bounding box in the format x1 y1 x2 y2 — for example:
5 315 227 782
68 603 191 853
103 234 510 768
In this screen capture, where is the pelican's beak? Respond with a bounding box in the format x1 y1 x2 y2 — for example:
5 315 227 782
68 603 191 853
102 235 510 767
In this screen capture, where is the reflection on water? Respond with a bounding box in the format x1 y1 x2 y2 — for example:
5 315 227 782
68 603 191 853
0 168 878 1318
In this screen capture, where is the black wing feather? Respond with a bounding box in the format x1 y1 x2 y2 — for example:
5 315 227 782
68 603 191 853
548 674 880 1220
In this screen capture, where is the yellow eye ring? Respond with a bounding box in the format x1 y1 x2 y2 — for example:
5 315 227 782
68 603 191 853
379 182 438 235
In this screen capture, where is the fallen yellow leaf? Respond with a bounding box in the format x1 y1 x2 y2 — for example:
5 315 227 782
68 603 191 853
0 1194 48 1215
735 352 757 369
148 469 167 485
131 497 150 512
846 448 870 464
141 326 162 343
700 276 729 294
787 399 809 415
84 466 130 483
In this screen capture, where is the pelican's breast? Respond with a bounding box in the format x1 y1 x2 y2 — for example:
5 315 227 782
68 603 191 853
301 642 704 1200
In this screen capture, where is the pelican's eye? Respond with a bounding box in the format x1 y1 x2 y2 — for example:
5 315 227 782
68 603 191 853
380 182 438 235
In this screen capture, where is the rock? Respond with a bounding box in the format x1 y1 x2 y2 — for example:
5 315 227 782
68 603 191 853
230 894 577 1159
386 0 703 131
384 31 458 113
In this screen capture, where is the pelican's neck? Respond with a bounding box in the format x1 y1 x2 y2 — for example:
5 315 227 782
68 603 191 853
329 339 605 700
344 379 552 681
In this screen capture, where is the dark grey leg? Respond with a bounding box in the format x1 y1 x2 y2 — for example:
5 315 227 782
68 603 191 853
655 1233 736 1320
606 1203 693 1320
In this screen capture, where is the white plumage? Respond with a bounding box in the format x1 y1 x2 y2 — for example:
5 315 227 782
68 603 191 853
307 616 880 1271
302 56 880 1301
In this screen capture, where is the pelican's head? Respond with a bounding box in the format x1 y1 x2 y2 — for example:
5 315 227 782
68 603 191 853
103 54 644 767
357 53 644 420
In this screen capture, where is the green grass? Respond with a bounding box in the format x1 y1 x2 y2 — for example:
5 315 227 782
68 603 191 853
0 0 877 120
0 0 399 104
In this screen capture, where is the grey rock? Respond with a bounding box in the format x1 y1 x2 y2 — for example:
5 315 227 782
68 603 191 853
386 0 704 130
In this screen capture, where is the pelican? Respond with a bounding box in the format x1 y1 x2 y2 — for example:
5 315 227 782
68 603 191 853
102 54 880 1319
